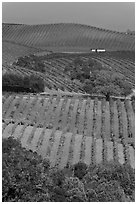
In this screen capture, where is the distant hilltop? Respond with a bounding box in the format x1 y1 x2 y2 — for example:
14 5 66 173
2 23 135 52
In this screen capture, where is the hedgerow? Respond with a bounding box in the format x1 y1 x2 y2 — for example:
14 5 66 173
2 137 135 202
2 73 45 93
13 55 45 73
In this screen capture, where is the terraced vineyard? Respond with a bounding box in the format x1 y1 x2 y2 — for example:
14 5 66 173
3 23 135 51
2 94 135 169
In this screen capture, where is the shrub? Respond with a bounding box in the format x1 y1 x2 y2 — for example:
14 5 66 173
29 75 45 93
64 56 133 97
86 178 126 202
73 162 88 180
13 55 45 73
2 73 45 93
2 137 50 202
2 137 135 202
62 176 88 202
83 162 135 201
83 70 133 97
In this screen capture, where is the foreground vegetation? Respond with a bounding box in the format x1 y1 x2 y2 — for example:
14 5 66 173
3 137 135 202
2 73 45 93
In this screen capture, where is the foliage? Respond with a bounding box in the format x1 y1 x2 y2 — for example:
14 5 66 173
2 137 51 202
83 70 133 97
62 176 88 201
64 57 133 97
2 73 45 93
3 137 135 202
28 75 45 93
83 162 135 201
73 162 88 179
13 55 45 73
64 57 105 80
85 178 126 202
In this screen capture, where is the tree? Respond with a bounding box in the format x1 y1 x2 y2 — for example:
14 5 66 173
73 57 84 67
83 70 132 97
3 73 45 93
29 75 45 93
88 59 103 72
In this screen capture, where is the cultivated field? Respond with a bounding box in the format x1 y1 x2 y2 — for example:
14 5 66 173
2 51 135 91
2 94 135 169
3 23 135 51
2 41 42 65
2 23 135 170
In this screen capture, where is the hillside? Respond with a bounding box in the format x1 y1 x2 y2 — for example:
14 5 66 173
3 51 135 94
3 23 135 52
2 22 135 171
2 41 43 64
2 93 135 169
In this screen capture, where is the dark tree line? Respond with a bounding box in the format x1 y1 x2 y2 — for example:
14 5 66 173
2 73 45 93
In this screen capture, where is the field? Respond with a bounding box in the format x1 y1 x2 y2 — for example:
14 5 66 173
2 21 135 202
2 93 135 169
2 51 135 92
2 41 43 65
2 23 135 170
3 23 135 51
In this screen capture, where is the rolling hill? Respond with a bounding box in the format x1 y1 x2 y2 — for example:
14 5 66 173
2 22 135 170
3 23 135 52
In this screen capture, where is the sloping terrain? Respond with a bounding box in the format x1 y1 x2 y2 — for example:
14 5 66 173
2 23 135 93
2 51 135 91
2 94 135 169
2 41 42 64
3 23 135 51
2 23 135 171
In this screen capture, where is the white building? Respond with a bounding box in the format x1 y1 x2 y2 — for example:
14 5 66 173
91 48 106 52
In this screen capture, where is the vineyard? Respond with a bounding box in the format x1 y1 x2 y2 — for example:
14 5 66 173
2 22 135 172
3 23 135 51
2 41 43 65
2 63 84 92
41 52 135 88
2 93 135 169
2 51 135 92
